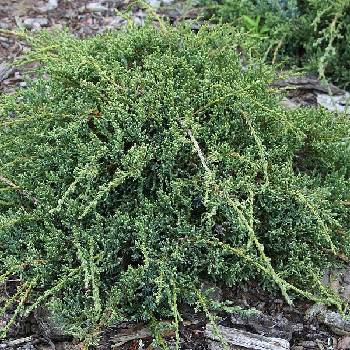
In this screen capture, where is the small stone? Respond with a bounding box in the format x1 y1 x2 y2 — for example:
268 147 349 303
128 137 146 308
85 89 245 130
337 336 350 350
23 17 49 30
63 9 75 18
316 92 350 114
85 2 108 12
147 0 161 8
320 311 350 336
306 305 350 336
0 63 13 82
37 0 58 13
299 340 316 348
19 345 35 350
0 38 10 49
0 21 11 29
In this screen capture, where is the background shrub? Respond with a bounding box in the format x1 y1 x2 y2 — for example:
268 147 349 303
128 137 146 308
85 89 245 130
0 24 350 340
201 0 350 88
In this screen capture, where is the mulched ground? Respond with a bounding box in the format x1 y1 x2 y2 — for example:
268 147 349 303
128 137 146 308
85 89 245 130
3 280 350 350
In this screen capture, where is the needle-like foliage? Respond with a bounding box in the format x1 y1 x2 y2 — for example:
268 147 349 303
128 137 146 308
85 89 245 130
0 23 350 340
202 0 350 88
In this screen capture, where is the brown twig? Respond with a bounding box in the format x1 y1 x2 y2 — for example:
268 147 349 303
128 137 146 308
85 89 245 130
187 129 211 173
179 120 211 174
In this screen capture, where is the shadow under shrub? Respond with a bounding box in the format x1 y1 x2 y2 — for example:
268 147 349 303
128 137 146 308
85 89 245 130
0 24 350 340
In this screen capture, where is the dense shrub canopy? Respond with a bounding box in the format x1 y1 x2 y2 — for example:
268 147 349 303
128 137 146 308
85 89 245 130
0 24 350 338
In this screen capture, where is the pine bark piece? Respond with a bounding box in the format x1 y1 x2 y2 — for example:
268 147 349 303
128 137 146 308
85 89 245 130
271 76 344 95
205 324 290 350
230 311 302 340
306 304 350 336
109 322 175 349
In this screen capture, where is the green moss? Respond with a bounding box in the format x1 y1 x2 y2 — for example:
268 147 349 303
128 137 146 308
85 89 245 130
0 24 349 340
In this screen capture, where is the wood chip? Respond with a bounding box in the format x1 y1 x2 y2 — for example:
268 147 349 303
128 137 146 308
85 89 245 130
205 324 290 350
109 322 175 349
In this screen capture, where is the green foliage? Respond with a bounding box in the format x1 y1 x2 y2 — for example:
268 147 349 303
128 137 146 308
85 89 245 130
0 24 350 340
241 15 270 37
201 0 350 88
